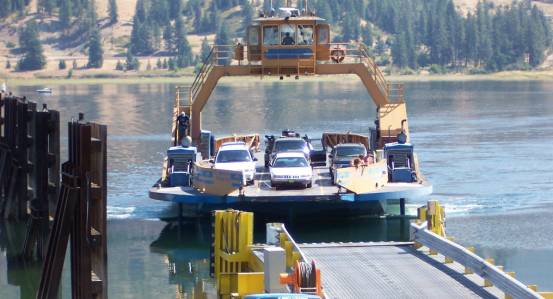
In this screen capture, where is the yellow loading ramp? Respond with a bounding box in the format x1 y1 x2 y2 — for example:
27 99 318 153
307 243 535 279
211 204 551 299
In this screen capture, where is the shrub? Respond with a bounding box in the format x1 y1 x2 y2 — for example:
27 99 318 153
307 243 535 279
59 59 66 70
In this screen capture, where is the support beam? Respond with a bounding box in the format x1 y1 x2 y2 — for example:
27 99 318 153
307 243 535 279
189 63 392 142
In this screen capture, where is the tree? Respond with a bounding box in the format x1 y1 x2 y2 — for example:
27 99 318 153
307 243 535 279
115 60 124 70
168 57 176 70
17 21 46 71
169 0 182 20
174 17 193 67
528 6 547 67
163 24 174 51
108 0 118 24
156 58 162 69
215 22 232 65
200 36 211 62
315 0 333 23
391 33 409 68
59 0 72 29
87 29 104 68
125 50 140 70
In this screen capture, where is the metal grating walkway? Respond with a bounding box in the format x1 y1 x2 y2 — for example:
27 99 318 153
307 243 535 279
300 243 498 299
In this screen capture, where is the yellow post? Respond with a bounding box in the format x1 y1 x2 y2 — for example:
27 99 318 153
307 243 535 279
539 292 553 299
444 236 455 264
464 247 476 274
505 272 516 299
484 258 495 287
413 206 427 249
427 200 446 237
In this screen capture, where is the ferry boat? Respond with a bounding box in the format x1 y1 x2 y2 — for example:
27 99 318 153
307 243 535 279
149 1 432 218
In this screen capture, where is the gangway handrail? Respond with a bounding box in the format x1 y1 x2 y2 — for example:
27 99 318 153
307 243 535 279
410 221 542 299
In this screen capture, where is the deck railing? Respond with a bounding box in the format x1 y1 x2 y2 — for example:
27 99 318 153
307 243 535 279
411 201 544 299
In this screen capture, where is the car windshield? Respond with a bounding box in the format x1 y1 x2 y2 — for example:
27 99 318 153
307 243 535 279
273 157 308 168
216 150 252 163
275 140 306 152
336 146 366 157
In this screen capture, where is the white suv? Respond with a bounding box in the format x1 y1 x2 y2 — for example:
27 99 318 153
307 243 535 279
214 142 256 185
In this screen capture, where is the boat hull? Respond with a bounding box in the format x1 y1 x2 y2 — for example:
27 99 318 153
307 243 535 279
149 180 432 217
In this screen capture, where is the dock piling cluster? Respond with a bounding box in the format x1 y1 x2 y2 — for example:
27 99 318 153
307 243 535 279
1 92 108 299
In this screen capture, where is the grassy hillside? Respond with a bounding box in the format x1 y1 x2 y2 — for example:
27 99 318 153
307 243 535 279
1 0 552 79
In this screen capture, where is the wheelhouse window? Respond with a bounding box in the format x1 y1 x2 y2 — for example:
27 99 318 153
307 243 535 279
280 24 296 45
248 27 259 45
318 27 329 44
263 26 279 46
297 25 313 45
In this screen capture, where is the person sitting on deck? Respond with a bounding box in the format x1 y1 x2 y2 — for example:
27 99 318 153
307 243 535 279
282 32 295 45
351 155 365 168
176 112 189 143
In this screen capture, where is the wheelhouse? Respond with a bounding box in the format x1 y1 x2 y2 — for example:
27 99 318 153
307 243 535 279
246 6 331 75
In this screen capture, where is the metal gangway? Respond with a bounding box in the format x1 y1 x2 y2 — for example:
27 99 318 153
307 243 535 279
210 203 553 299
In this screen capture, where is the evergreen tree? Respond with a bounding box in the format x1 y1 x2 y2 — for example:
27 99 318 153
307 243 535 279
162 58 168 68
125 50 140 70
168 57 176 70
200 36 211 62
17 21 46 71
391 32 409 68
215 22 232 65
175 17 193 67
115 60 124 70
361 25 373 47
59 0 72 29
528 6 546 67
108 0 118 24
87 29 103 68
315 0 333 23
156 58 162 69
163 24 174 51
169 0 182 20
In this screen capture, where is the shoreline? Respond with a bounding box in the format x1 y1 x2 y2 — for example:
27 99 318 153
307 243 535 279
2 70 553 86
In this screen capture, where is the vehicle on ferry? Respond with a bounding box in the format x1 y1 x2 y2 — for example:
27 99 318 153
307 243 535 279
270 152 313 189
213 142 257 185
328 143 367 183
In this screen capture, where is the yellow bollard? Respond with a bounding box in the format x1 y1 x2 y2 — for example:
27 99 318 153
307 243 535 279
444 237 455 264
464 247 476 274
484 258 495 287
504 272 516 299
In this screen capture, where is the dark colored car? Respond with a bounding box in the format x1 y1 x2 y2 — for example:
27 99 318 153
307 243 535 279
264 137 310 167
329 143 367 183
